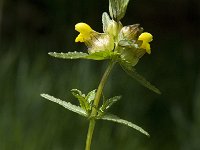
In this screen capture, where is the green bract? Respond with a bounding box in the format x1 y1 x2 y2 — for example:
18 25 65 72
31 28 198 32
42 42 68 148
109 0 130 21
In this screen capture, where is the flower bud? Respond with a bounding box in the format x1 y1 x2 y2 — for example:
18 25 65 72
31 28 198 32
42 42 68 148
119 24 143 41
109 0 130 21
107 20 123 38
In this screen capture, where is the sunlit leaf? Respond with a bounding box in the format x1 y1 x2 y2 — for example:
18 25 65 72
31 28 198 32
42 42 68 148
100 114 149 136
48 52 88 59
41 93 88 117
120 63 161 94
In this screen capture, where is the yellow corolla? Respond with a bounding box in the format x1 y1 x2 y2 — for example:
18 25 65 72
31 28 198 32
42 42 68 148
75 23 93 42
138 32 153 54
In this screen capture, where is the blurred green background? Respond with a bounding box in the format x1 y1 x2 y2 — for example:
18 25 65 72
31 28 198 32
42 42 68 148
0 0 199 149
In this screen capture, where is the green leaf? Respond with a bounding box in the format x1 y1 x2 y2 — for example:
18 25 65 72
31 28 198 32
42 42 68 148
48 51 118 61
71 89 91 111
120 63 161 94
100 114 149 136
41 93 88 117
86 89 96 104
109 0 130 21
48 51 88 59
100 96 121 112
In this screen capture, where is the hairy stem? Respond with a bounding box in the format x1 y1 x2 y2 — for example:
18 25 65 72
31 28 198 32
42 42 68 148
85 61 115 150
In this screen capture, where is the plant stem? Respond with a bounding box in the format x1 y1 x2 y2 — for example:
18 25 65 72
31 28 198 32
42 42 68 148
85 61 115 150
85 119 95 150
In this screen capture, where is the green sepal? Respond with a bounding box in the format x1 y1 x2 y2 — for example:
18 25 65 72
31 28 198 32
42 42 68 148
109 0 130 21
48 51 118 61
85 51 118 60
118 40 139 48
102 12 112 33
117 40 145 66
100 96 121 113
100 113 149 136
40 93 88 117
120 63 161 94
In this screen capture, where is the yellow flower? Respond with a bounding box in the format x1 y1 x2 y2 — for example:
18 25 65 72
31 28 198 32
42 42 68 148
138 32 153 54
75 23 93 42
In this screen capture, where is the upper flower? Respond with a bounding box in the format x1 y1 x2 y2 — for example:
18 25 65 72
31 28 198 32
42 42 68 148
75 22 114 53
74 12 153 67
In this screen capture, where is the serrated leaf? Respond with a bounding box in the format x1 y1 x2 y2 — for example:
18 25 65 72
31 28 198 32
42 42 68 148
100 114 149 136
86 89 96 104
48 51 118 61
120 63 161 94
48 52 88 59
41 93 88 117
100 96 121 112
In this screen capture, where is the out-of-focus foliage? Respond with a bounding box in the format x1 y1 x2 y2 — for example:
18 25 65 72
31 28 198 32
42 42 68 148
0 0 199 150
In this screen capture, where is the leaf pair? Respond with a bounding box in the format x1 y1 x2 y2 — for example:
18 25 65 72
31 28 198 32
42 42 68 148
71 89 121 116
41 93 149 136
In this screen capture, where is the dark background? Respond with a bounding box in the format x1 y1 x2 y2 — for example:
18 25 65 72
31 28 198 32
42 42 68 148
0 0 199 149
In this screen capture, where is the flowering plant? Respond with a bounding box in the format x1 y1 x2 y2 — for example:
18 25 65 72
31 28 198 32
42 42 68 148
41 0 161 149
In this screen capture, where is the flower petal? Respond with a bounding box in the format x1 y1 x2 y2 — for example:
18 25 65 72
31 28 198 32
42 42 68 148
75 23 93 34
138 32 153 43
138 32 153 54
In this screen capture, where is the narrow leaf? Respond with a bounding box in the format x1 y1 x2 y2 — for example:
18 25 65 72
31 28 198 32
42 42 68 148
100 114 149 136
120 64 161 94
48 52 88 59
100 96 121 112
48 51 117 61
41 93 88 117
71 89 90 111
